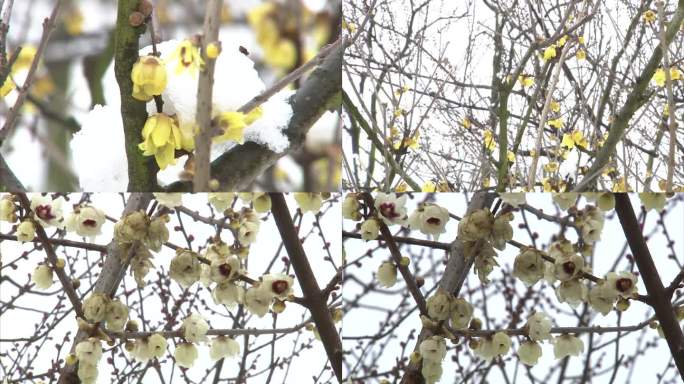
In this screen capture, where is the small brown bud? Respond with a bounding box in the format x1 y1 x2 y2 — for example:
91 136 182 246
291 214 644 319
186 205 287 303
415 276 425 288
129 11 145 27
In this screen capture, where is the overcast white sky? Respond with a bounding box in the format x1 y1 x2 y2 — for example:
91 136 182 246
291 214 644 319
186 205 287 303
343 193 684 383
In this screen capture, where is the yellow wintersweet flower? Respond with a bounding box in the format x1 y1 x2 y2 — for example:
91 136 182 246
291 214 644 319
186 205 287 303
561 130 588 150
483 130 496 151
576 49 586 60
643 10 656 24
394 109 404 118
395 182 408 192
436 180 450 192
264 39 297 70
578 36 585 45
167 40 204 76
422 181 436 192
1 45 37 98
543 162 559 173
664 104 669 117
64 8 84 36
652 67 681 86
542 178 553 192
131 55 168 101
550 100 560 113
342 20 357 34
543 46 557 61
518 75 535 88
15 46 37 69
547 118 563 129
214 112 247 144
139 113 184 170
0 77 13 97
462 118 471 129
557 35 568 47
507 150 515 162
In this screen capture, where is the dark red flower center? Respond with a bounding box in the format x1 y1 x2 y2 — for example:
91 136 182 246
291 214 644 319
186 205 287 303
562 261 576 275
427 217 441 225
616 278 633 292
272 280 289 294
379 202 399 219
35 205 55 220
82 219 98 227
219 264 232 277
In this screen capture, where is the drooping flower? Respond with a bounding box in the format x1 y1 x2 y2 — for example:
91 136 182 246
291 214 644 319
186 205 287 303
214 111 247 144
167 39 204 76
526 312 552 341
556 278 588 307
449 297 473 329
639 193 667 212
105 299 129 332
169 249 202 288
210 336 240 360
245 285 273 317
552 334 584 359
153 193 183 208
293 193 324 213
342 194 361 221
0 195 17 222
83 293 111 323
208 193 235 212
131 55 168 101
138 113 189 170
457 209 494 242
75 338 103 366
174 342 199 368
66 205 106 237
212 282 244 308
517 340 543 366
588 281 618 315
16 220 36 242
182 313 210 343
32 264 53 290
426 289 451 321
360 218 380 240
377 261 397 288
419 336 447 362
512 247 545 286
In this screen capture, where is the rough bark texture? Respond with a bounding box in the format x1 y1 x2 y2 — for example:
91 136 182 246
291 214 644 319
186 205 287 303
58 193 152 384
113 0 158 191
400 192 496 384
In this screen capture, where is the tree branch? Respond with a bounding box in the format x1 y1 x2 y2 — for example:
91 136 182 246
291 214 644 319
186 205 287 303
114 0 158 191
614 193 684 381
573 0 684 191
400 192 496 384
192 0 222 191
58 193 153 384
269 193 342 382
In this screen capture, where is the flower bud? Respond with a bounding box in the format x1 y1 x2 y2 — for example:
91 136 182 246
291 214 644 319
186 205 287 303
16 220 36 242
